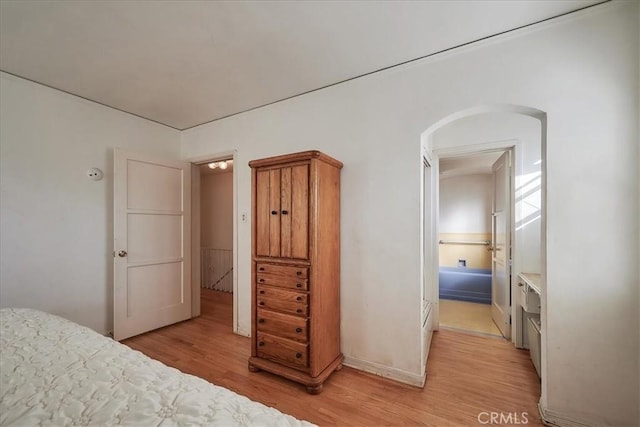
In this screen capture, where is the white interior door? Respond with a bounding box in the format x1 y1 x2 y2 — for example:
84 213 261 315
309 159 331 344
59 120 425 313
114 149 191 341
491 151 511 339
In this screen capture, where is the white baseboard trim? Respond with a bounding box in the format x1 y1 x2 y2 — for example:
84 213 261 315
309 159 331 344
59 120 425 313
539 403 596 427
234 327 250 338
343 356 426 387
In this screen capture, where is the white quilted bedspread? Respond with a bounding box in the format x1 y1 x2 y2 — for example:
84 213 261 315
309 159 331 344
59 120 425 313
0 308 314 426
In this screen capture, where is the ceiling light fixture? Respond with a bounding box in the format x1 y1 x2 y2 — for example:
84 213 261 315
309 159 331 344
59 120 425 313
207 160 233 170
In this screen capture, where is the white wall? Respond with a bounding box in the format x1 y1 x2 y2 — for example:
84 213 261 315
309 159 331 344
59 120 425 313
439 174 492 234
432 112 542 275
181 3 639 425
201 171 233 250
0 72 181 334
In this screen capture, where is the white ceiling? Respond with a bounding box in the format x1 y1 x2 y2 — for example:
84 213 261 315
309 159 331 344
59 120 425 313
0 0 601 130
439 151 504 179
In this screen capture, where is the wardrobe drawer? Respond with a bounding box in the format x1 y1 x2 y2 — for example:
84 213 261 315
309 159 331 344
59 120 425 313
256 263 308 279
257 332 309 369
257 287 308 317
257 274 308 291
257 286 308 304
257 309 308 342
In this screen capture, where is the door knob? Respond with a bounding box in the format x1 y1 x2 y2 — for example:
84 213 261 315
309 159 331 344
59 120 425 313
118 250 127 257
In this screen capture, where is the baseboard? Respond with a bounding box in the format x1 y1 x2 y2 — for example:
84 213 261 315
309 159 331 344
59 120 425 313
343 356 426 387
539 403 597 427
234 326 250 337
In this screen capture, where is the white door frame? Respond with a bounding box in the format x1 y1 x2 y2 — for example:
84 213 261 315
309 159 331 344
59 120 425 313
419 147 437 379
188 150 240 335
433 140 519 343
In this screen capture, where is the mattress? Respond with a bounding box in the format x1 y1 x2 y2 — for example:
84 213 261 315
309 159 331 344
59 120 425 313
0 308 314 426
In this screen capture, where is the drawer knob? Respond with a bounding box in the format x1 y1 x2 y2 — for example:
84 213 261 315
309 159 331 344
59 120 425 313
259 279 265 283
296 283 302 288
259 301 265 306
296 309 302 314
295 353 302 359
296 271 302 276
281 210 289 215
295 327 302 333
259 290 265 295
296 296 302 301
271 210 278 215
258 319 265 323
259 267 265 271
259 341 265 347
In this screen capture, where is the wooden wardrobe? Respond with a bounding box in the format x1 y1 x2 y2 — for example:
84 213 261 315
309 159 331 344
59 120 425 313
248 150 343 394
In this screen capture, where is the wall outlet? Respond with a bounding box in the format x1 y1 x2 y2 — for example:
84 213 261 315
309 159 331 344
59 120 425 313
87 167 103 181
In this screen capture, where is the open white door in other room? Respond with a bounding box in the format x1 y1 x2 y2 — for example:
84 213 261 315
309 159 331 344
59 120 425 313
114 149 191 341
491 151 512 339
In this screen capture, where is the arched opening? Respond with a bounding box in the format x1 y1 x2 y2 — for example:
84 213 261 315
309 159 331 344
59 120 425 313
420 104 547 405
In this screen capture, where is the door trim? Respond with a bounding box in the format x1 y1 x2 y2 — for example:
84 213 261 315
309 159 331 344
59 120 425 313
433 140 519 343
188 150 242 336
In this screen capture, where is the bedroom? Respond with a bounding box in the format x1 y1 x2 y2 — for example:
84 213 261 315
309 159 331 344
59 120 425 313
1 1 638 426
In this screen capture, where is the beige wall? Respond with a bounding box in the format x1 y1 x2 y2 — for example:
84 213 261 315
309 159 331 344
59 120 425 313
200 171 233 250
439 233 491 269
439 173 492 268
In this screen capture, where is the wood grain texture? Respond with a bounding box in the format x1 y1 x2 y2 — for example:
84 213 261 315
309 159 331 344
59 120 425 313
257 309 308 343
291 164 309 260
309 159 341 377
256 273 308 291
249 151 342 392
124 290 544 426
256 332 309 369
268 168 281 257
248 150 344 169
257 286 308 317
255 169 270 257
280 167 292 258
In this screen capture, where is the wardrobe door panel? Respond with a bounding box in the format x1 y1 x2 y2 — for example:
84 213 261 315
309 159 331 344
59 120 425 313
280 167 292 258
291 165 309 259
268 169 281 257
255 170 271 257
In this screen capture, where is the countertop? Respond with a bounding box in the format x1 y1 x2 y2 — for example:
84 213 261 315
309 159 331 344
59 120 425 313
519 273 541 295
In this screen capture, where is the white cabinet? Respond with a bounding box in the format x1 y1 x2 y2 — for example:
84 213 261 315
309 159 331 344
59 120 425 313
519 273 542 379
519 275 541 314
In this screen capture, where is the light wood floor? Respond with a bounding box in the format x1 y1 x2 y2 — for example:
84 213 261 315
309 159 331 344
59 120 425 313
439 299 502 336
123 290 543 426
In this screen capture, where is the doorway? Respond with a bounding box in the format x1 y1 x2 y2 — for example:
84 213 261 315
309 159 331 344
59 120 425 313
193 156 236 329
420 106 545 361
437 150 509 337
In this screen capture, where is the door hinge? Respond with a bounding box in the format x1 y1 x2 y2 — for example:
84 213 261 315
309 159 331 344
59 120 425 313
112 251 116 258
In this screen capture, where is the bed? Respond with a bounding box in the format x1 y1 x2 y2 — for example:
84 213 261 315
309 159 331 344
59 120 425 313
0 308 314 426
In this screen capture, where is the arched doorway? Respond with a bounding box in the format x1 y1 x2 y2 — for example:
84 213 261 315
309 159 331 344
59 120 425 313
420 105 547 403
